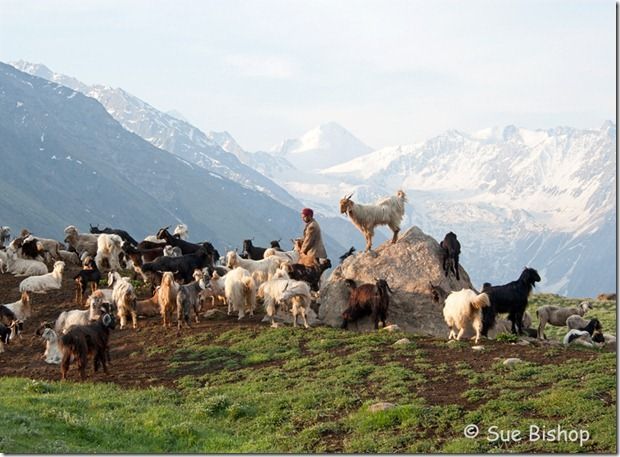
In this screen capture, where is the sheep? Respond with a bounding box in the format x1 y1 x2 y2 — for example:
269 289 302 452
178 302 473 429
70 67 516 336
5 248 48 277
173 224 189 240
158 271 179 327
440 232 461 281
109 271 138 330
481 268 541 336
563 319 603 347
0 226 10 247
442 288 490 344
566 314 599 331
59 309 116 381
341 278 393 330
41 328 62 364
64 225 99 258
596 293 616 301
19 261 65 294
257 277 312 328
224 267 256 320
136 288 161 318
2 292 31 321
142 248 213 283
536 301 593 339
283 258 332 292
89 224 138 247
94 233 124 271
339 190 407 252
225 251 280 286
176 269 207 329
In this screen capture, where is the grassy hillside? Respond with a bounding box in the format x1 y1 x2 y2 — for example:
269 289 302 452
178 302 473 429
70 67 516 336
0 291 615 453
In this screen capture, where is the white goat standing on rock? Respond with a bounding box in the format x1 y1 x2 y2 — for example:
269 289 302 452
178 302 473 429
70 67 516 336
339 190 407 252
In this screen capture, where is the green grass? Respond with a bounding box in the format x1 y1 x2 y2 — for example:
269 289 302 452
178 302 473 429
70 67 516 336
0 295 615 453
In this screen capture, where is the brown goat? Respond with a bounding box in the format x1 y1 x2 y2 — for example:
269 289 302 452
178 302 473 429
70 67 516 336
136 288 161 317
59 309 115 381
341 278 393 330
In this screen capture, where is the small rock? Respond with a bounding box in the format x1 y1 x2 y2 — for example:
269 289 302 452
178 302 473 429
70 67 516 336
382 324 401 332
515 339 530 346
447 339 458 345
503 358 523 368
471 345 484 351
368 402 396 413
393 338 411 346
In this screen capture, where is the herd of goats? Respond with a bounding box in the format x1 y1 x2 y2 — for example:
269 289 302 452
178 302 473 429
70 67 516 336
0 190 614 381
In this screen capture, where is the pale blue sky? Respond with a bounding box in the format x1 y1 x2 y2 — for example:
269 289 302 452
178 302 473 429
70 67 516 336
0 0 615 151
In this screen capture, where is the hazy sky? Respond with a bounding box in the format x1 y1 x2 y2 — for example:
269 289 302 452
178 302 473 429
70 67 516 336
0 0 614 151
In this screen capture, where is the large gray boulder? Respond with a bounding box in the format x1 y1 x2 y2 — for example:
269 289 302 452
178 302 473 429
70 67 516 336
317 226 474 336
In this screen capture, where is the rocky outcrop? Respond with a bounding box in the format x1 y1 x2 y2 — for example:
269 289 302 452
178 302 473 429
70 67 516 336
317 226 473 336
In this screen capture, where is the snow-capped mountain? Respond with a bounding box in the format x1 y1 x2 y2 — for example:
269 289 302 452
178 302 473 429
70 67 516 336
10 60 300 210
269 122 373 171
243 124 616 297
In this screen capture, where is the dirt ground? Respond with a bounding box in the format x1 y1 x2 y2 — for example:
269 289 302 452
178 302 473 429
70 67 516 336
0 265 604 395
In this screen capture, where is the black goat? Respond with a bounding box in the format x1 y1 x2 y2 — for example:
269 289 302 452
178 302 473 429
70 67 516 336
141 248 212 283
341 278 393 330
241 239 267 260
269 239 283 251
90 224 138 247
0 320 22 352
156 226 211 256
440 232 461 280
286 258 332 292
74 258 102 305
481 267 541 336
60 310 115 381
339 246 356 264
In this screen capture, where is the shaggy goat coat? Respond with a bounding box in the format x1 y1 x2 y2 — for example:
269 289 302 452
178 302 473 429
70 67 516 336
339 190 406 252
224 267 256 320
443 288 490 344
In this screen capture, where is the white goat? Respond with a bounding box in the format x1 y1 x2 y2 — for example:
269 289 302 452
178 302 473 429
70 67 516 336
3 292 31 321
208 271 227 308
55 293 106 334
263 247 300 264
5 248 48 277
64 225 98 258
339 190 407 252
443 288 490 344
95 234 124 271
536 301 592 339
224 267 256 320
41 328 62 364
258 278 312 328
173 224 189 240
19 261 65 294
109 271 138 330
225 251 280 286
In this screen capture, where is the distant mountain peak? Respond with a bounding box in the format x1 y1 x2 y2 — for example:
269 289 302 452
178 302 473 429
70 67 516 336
270 122 373 171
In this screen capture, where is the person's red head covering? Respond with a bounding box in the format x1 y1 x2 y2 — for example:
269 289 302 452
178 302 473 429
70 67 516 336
301 208 314 218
